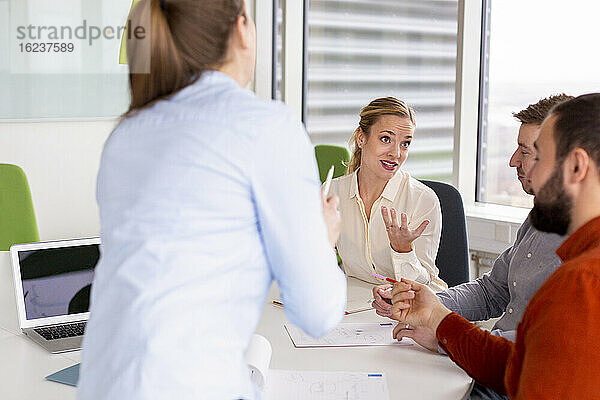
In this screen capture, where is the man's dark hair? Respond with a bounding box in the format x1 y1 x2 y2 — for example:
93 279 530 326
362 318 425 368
550 93 600 168
513 94 574 125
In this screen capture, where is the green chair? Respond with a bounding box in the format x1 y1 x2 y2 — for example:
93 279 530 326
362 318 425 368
0 164 39 251
119 0 143 64
314 145 351 183
314 145 350 267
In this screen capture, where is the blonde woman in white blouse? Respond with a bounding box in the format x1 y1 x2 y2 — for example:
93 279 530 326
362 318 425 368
329 97 448 303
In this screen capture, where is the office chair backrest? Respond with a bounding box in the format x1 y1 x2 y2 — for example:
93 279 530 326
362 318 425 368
0 164 40 251
314 145 351 183
420 180 469 288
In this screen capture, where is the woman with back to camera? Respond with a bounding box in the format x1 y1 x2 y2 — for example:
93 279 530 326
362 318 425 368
328 97 447 316
77 1 346 399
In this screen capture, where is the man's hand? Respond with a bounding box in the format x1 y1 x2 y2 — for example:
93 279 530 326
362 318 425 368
390 279 452 332
371 284 392 317
393 323 439 353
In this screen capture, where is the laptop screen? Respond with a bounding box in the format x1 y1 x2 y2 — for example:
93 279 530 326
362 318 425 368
18 244 99 320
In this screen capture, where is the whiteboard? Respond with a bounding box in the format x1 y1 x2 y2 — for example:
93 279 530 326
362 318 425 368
0 0 134 119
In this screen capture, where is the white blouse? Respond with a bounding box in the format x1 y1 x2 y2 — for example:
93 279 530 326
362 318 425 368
331 170 447 292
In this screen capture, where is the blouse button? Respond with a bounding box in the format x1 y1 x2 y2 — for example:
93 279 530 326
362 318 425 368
442 338 448 344
508 308 514 314
526 253 532 258
513 281 517 287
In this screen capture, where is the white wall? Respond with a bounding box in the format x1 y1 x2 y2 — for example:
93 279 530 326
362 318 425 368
0 119 116 241
0 0 274 243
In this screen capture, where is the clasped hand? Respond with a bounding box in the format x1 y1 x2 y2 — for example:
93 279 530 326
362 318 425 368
372 284 393 317
386 279 452 352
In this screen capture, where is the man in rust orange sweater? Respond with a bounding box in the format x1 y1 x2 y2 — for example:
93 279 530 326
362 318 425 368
390 93 600 399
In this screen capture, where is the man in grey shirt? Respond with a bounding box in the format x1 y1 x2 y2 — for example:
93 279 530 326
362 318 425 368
437 215 563 340
372 94 572 400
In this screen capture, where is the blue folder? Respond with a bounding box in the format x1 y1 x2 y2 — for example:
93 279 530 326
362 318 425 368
45 363 80 387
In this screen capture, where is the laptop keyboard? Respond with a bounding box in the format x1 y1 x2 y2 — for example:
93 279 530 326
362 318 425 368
34 322 86 341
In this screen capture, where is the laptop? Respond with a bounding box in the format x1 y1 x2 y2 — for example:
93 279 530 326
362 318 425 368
9 237 100 353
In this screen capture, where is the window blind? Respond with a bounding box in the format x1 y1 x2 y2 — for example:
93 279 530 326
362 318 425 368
305 0 458 181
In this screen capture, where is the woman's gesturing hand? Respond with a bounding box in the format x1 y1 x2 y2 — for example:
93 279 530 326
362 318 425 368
381 206 429 253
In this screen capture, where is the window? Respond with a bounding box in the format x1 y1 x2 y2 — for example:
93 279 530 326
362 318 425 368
303 0 458 182
477 0 600 207
273 0 282 101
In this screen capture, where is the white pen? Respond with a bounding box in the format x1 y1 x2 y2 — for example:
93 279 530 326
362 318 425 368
322 165 335 198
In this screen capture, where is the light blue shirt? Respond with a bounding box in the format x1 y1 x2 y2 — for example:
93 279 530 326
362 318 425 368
77 71 347 400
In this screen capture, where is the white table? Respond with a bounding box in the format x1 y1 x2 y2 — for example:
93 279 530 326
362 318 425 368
258 278 472 399
0 251 472 399
0 251 82 399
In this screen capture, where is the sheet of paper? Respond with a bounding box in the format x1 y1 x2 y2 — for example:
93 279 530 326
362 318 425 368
345 298 374 314
265 370 390 400
285 322 413 347
345 277 375 314
270 277 375 315
245 333 272 391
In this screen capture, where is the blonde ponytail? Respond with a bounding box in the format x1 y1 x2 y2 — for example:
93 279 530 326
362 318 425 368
346 127 362 174
125 0 245 117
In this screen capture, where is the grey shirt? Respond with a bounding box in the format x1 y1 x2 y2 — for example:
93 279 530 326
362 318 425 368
437 215 565 342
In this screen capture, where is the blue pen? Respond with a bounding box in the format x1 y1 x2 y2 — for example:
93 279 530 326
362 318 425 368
380 323 393 326
368 374 383 377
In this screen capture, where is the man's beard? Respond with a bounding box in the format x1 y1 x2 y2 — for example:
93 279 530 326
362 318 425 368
530 164 572 235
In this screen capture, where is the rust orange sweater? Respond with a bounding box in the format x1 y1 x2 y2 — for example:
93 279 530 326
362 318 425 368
437 216 600 399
